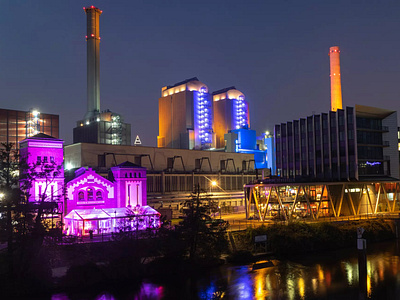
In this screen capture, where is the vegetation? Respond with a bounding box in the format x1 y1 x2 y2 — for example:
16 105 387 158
231 218 395 257
0 142 64 297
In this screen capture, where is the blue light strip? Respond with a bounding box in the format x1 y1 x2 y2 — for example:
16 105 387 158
196 87 213 146
234 96 248 129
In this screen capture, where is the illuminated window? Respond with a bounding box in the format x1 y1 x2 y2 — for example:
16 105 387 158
50 156 55 163
78 191 84 201
87 188 94 200
96 191 103 200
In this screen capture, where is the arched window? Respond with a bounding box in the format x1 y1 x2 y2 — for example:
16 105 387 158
78 191 84 201
130 173 132 178
125 173 127 178
134 173 137 178
96 191 103 200
138 173 141 178
87 188 94 200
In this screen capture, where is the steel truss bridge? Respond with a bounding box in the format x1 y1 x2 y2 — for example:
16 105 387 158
244 180 400 221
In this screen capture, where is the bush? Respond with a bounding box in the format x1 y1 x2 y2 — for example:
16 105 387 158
232 219 395 257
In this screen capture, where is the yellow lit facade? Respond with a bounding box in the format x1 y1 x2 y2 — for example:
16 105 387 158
329 46 343 112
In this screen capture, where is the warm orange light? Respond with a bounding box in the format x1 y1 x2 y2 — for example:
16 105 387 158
329 46 343 111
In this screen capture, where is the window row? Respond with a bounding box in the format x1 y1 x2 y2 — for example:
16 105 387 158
78 188 104 201
37 156 55 164
125 172 141 178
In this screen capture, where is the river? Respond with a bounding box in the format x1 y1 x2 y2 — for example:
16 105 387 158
52 240 400 299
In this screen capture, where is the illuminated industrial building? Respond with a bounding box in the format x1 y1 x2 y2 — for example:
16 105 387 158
157 77 214 150
213 87 250 149
275 105 399 181
224 128 269 170
0 108 59 148
73 6 131 145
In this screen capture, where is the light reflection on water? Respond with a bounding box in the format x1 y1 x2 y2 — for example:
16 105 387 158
52 282 164 300
206 241 400 299
52 241 400 299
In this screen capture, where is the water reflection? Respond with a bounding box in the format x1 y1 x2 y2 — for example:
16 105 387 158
52 282 164 300
52 241 400 299
206 240 400 299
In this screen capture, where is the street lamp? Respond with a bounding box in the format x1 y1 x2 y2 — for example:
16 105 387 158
210 180 217 192
210 180 218 218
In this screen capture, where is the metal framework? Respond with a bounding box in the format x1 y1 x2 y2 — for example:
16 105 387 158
244 181 400 221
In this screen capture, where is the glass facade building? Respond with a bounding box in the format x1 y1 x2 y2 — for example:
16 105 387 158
0 108 59 148
275 105 399 181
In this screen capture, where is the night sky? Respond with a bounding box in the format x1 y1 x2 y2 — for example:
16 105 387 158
1 1 400 146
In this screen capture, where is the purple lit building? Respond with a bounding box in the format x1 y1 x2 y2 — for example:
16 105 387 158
64 162 159 236
19 133 64 203
20 134 160 236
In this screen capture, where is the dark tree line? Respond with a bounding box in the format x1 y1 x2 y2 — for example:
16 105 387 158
0 142 63 295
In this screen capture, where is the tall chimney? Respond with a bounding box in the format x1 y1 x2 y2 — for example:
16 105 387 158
329 46 343 111
84 6 102 119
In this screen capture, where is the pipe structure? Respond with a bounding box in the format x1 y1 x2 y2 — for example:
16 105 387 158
329 46 343 111
84 6 102 119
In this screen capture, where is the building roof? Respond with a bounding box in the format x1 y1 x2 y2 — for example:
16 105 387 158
167 77 199 89
355 104 396 119
26 133 60 140
212 86 236 95
116 161 142 168
19 133 63 144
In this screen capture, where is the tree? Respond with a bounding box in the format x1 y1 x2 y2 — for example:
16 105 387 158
179 184 229 262
13 151 65 254
0 143 64 295
0 143 20 277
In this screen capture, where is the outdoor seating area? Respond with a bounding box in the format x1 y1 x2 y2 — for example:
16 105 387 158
64 206 161 236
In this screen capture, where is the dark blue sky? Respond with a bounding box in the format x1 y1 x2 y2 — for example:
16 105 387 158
1 1 400 146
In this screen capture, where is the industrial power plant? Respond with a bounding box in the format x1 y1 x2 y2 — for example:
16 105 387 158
1 5 400 233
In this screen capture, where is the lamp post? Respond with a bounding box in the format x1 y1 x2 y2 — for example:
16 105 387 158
210 180 218 218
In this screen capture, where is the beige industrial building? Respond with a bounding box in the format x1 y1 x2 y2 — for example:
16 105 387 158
157 77 214 150
65 143 262 212
213 87 250 149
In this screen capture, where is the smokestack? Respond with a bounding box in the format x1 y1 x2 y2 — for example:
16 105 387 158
329 46 343 111
84 6 102 119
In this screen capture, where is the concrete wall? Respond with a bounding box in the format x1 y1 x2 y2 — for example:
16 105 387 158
158 91 193 149
214 99 233 148
64 143 256 173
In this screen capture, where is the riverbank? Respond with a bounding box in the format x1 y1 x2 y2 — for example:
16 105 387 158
0 218 397 298
230 218 396 257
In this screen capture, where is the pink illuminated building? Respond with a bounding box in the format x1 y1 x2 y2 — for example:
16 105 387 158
64 162 159 236
19 134 160 236
19 133 64 203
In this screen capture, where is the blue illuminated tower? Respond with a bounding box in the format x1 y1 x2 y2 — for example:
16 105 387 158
213 87 249 149
158 77 214 150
